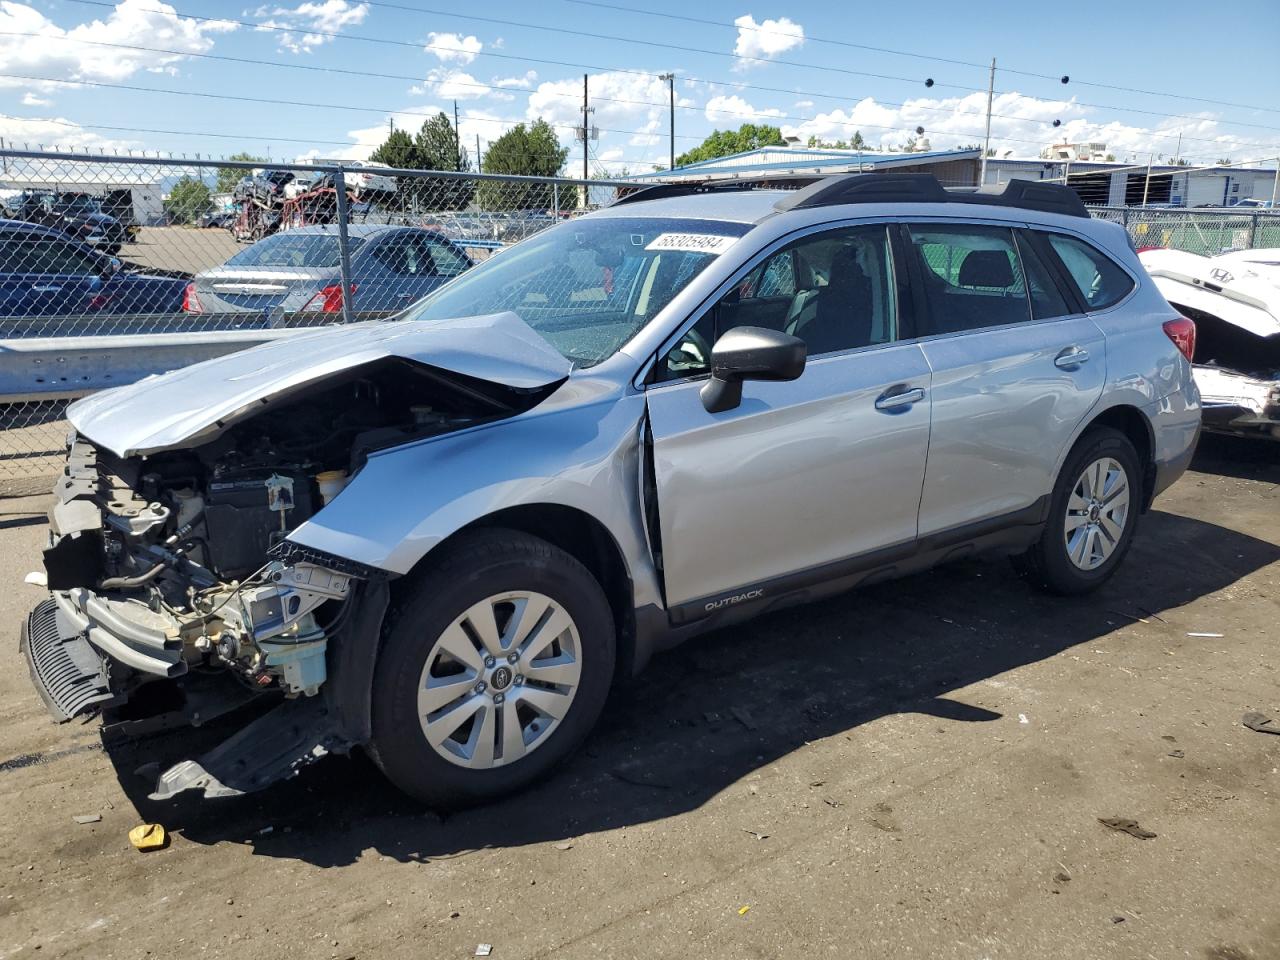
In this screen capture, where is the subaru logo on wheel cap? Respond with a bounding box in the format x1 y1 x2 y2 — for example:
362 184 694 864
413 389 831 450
491 666 513 690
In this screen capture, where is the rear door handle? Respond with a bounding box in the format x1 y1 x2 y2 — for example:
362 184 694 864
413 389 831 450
1054 346 1090 369
32 285 61 293
875 386 926 410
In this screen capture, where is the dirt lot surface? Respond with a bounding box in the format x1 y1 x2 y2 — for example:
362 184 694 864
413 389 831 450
120 226 240 278
0 435 1277 960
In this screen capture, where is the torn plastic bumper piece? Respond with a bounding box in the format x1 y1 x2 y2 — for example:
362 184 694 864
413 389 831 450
148 694 348 801
21 597 124 722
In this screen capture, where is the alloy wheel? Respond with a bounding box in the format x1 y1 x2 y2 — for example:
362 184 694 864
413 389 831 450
1063 456 1131 571
417 591 582 769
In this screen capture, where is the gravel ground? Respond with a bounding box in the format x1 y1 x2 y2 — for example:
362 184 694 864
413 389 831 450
119 226 241 277
0 434 1276 960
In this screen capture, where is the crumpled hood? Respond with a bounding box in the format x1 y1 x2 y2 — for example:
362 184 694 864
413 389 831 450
68 312 572 457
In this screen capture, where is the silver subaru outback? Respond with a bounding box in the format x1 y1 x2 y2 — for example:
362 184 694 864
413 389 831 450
23 174 1201 807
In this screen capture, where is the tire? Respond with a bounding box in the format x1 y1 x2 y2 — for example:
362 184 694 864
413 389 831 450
369 528 616 808
1015 426 1143 595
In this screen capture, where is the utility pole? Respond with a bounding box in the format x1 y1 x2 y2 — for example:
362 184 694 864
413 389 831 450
659 72 675 170
582 73 590 184
1174 132 1182 167
476 134 482 171
1270 156 1278 208
453 100 461 171
980 57 996 185
1142 153 1153 207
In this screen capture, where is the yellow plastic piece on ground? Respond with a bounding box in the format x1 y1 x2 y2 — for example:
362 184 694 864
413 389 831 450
738 905 750 916
128 823 167 851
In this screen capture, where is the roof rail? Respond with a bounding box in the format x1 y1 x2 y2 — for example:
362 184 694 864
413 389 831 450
609 181 770 207
774 173 1089 219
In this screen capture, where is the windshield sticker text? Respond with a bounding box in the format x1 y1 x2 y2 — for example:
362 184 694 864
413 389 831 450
645 233 737 255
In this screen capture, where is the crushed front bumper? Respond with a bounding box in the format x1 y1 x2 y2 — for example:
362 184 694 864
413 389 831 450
1194 366 1280 440
21 597 124 722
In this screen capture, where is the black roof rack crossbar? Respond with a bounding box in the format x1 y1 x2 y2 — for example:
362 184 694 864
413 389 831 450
774 173 1089 219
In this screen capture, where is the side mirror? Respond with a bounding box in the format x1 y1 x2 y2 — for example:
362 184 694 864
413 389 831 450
700 325 806 413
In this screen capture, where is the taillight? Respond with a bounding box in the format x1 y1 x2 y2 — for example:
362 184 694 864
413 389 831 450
302 283 356 313
87 293 111 310
182 282 204 313
1163 316 1196 362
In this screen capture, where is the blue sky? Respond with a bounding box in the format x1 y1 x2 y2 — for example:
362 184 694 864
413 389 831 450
2 0 1279 173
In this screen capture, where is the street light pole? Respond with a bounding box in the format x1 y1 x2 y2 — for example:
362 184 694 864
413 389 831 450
659 72 675 170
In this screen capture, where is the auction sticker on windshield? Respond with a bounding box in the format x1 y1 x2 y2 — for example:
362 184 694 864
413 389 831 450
645 233 738 255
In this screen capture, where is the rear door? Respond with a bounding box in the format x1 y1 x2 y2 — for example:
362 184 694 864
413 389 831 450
903 221 1106 536
0 229 101 329
645 223 933 618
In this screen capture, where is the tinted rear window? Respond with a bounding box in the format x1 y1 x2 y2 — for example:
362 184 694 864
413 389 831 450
224 233 365 269
1045 234 1134 310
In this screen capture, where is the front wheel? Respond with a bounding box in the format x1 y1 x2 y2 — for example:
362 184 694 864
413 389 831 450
1015 426 1142 595
369 529 615 808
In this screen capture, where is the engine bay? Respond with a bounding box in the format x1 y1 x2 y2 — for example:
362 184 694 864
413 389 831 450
42 357 534 702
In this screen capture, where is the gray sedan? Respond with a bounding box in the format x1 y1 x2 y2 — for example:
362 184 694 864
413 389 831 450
184 223 472 320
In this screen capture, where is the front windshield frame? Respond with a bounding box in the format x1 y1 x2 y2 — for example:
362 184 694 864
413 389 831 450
403 216 752 367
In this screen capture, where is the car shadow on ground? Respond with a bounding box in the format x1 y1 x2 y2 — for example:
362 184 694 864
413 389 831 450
99 507 1280 867
1190 433 1279 483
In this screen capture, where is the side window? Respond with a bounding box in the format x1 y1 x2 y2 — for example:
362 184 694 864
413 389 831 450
656 225 898 381
423 237 470 278
1014 231 1072 320
1045 234 1135 310
7 235 99 275
908 224 1030 334
372 234 420 276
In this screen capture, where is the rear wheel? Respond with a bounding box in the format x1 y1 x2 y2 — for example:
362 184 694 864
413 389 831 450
1015 427 1142 595
369 528 615 808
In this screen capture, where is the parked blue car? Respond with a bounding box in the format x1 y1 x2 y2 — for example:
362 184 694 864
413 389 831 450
184 224 473 320
0 220 186 331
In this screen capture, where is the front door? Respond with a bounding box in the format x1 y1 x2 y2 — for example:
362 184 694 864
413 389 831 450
645 223 932 618
902 222 1107 536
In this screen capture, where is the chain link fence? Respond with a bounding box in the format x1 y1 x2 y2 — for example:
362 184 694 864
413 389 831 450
2 149 1278 495
0 150 631 494
1089 206 1280 256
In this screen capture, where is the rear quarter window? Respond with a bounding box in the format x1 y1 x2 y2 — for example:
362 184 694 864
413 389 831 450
1045 234 1135 310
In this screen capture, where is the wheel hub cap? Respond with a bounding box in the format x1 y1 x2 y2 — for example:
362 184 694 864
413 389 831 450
416 591 582 769
1064 456 1131 571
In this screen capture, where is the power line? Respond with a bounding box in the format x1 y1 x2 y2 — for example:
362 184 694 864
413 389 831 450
561 0 1280 116
51 0 1280 136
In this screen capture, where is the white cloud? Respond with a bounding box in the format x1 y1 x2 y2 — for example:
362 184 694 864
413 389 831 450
704 94 783 124
777 91 1280 165
733 14 803 68
528 70 691 160
256 0 368 54
425 68 488 101
494 70 537 90
794 99 813 109
0 113 132 153
0 0 236 91
426 31 482 64
21 91 51 106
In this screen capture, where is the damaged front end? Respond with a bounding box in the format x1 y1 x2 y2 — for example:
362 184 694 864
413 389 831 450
1139 248 1280 440
21 313 570 799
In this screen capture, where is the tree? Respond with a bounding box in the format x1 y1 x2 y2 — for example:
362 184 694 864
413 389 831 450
479 119 569 210
675 123 785 167
369 114 474 211
165 176 212 224
217 152 264 193
806 131 868 151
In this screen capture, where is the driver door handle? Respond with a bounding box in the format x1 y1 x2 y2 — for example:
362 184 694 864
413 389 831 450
1054 346 1090 369
875 386 926 410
